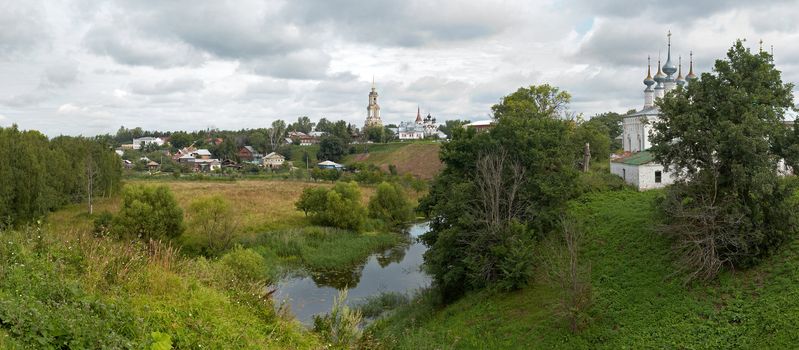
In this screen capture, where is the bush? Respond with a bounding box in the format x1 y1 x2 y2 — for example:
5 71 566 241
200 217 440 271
313 290 362 349
294 182 368 231
111 185 185 241
368 182 415 229
92 211 114 237
354 292 409 319
183 195 238 257
219 246 270 283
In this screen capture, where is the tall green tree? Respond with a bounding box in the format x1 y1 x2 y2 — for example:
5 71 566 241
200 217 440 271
421 84 580 299
651 40 798 281
288 116 315 134
317 136 345 162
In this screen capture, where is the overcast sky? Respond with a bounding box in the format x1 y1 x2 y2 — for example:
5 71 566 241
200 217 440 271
1 0 798 136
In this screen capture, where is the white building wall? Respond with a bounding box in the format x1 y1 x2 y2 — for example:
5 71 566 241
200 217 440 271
610 161 676 191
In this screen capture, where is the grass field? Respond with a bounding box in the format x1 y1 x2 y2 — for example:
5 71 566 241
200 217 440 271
49 179 377 236
368 190 799 349
344 142 443 180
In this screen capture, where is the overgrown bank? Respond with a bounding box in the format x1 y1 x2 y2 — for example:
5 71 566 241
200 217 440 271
367 189 799 349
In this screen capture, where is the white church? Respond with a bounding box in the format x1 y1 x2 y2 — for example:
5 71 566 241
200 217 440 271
610 32 697 190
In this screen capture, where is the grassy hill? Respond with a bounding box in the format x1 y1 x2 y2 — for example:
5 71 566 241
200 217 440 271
344 142 443 180
368 190 799 349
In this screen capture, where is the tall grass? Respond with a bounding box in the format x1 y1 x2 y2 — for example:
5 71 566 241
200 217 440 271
245 226 406 272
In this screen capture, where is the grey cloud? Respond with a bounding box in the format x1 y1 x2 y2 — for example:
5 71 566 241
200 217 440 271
245 49 332 80
284 0 516 47
129 77 205 95
0 2 51 57
43 63 79 88
573 0 793 22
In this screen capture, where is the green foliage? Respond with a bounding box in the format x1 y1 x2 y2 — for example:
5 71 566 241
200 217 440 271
650 40 799 280
437 119 470 139
288 116 315 134
311 168 342 182
245 226 402 278
421 84 580 300
183 195 238 257
219 246 269 283
149 332 172 350
294 182 368 231
111 185 185 241
368 182 415 229
0 126 121 226
313 290 363 349
572 117 611 166
317 135 346 162
92 211 114 237
364 125 386 143
368 190 799 349
586 112 624 151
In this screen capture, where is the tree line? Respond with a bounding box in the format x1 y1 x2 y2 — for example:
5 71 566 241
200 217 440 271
0 125 122 226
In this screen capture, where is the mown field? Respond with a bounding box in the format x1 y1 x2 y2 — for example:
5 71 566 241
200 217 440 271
368 190 799 349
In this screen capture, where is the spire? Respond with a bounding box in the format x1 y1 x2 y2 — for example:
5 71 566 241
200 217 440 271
686 51 697 81
676 56 686 87
759 39 763 53
371 75 375 91
662 30 677 78
415 106 422 123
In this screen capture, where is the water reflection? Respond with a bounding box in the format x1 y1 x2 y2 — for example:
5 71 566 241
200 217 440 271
274 222 431 325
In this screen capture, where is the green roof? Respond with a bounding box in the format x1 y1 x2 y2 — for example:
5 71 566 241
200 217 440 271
613 151 655 165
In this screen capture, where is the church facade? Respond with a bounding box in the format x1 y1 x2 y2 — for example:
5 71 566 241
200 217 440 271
611 32 697 190
395 107 446 140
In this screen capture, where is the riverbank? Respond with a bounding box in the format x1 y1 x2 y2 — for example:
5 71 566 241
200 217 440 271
7 178 423 347
366 190 799 349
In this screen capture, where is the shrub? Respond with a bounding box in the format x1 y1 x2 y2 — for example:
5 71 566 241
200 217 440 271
354 292 409 319
313 289 362 349
111 185 185 241
184 195 238 257
368 182 415 229
219 246 269 283
92 211 114 237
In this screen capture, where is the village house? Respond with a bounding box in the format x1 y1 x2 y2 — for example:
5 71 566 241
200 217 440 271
177 149 221 172
238 146 263 163
146 161 160 171
463 120 495 132
287 131 322 146
262 152 286 169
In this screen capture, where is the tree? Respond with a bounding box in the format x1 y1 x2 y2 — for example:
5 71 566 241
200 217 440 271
438 119 470 139
267 119 287 151
421 84 579 300
296 187 329 216
650 40 798 282
169 131 193 149
294 182 367 231
571 118 611 168
317 136 345 162
585 112 624 151
111 185 184 241
288 116 315 134
363 126 385 143
368 182 415 228
316 118 333 133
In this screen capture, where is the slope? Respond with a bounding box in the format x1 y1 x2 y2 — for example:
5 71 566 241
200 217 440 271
344 142 443 180
369 190 799 349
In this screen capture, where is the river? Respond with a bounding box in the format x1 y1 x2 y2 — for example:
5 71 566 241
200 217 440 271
273 222 431 325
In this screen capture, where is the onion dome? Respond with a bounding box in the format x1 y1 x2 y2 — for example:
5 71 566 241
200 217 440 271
676 56 686 87
662 31 677 78
685 51 697 81
643 56 655 91
654 59 666 85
